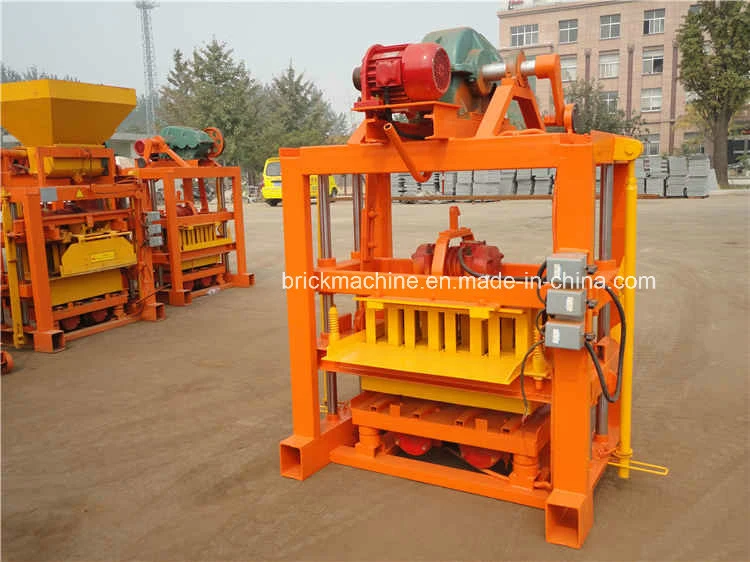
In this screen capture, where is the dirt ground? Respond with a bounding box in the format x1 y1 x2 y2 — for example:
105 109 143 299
2 192 749 561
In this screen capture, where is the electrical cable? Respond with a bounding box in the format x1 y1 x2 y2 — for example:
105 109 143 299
586 284 626 403
535 308 547 337
519 339 544 419
535 260 547 306
584 340 617 403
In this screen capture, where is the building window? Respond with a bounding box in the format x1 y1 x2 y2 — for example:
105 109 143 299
599 52 619 79
642 134 661 155
510 24 539 47
643 9 665 35
559 19 578 44
560 55 577 82
643 47 664 74
601 91 618 113
641 88 662 112
600 14 621 39
688 4 701 14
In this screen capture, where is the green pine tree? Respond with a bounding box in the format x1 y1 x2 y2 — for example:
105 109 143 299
159 40 263 173
260 63 347 154
677 1 750 187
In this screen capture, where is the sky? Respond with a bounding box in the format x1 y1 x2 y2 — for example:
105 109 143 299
1 1 501 124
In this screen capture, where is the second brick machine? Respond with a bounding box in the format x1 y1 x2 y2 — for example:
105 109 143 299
278 28 666 548
0 79 253 352
125 127 254 305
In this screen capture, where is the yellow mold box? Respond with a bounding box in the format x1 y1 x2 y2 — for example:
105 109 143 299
324 297 535 386
50 269 125 307
59 234 136 277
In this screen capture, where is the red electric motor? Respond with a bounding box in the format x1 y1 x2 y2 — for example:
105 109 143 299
412 240 504 277
353 42 451 107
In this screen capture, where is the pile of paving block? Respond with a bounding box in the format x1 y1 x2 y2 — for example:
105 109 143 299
636 155 714 197
390 169 555 198
389 157 714 200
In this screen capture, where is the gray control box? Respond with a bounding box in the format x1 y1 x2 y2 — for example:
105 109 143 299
546 289 586 319
145 211 161 223
147 223 162 236
547 253 587 288
148 235 163 247
545 320 585 350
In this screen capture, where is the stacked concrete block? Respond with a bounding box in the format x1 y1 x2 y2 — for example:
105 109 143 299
499 169 517 195
686 157 711 197
645 156 667 196
392 160 711 201
532 168 552 195
455 170 473 196
391 173 409 197
443 171 458 197
515 169 533 195
666 156 688 197
635 158 648 194
472 169 500 196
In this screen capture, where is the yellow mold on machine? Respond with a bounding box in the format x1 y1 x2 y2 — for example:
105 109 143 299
324 297 535 386
50 270 125 307
59 233 137 277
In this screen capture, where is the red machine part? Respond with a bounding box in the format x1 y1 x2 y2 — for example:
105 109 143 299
354 42 451 106
396 433 434 456
1 351 14 375
412 241 503 276
86 309 109 324
175 203 195 217
459 444 509 470
59 315 81 332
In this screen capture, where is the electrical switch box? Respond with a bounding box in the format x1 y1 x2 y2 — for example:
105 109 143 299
546 289 586 319
547 253 587 288
545 320 585 350
148 235 163 247
147 223 162 236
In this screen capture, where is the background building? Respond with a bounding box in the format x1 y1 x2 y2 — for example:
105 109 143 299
498 0 693 155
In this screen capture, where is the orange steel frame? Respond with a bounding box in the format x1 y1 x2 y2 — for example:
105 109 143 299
0 146 164 352
279 55 639 548
133 156 254 306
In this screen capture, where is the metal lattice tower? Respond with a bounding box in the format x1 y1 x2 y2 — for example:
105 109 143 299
136 0 158 135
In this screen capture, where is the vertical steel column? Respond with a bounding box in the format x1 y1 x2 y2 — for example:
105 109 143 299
149 179 158 211
216 177 228 267
596 164 614 435
318 175 338 416
351 174 363 393
352 174 363 252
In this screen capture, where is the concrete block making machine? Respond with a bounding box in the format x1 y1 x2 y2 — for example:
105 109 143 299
125 126 254 306
0 80 164 352
278 28 665 547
